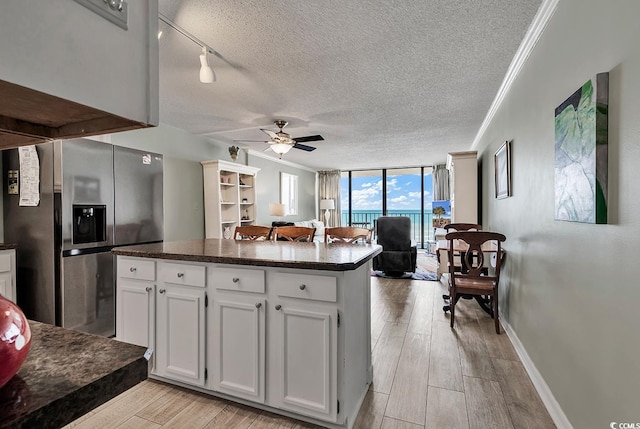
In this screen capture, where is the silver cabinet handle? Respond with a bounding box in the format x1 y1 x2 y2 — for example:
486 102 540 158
145 286 152 292
130 267 137 272
159 289 166 294
275 304 282 310
299 284 306 290
232 277 240 283
177 272 184 278
255 302 262 309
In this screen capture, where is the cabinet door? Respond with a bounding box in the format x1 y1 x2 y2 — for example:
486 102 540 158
271 302 338 422
210 295 265 403
0 250 15 302
116 280 154 349
0 272 12 301
155 284 206 387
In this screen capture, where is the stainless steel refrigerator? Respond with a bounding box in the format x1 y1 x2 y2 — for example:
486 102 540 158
2 139 163 337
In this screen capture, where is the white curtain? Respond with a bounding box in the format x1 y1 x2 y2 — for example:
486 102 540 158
317 170 341 227
432 164 450 201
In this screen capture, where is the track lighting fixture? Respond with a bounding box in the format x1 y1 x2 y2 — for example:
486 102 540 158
159 13 217 84
199 47 215 83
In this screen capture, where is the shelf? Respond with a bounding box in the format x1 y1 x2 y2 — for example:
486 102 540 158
202 160 260 239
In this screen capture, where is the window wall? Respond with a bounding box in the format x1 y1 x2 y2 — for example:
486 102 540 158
341 166 434 248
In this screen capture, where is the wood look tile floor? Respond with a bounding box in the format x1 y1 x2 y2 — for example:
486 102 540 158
64 253 555 429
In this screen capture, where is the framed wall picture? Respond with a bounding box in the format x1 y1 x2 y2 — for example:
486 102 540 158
554 73 608 223
494 140 511 199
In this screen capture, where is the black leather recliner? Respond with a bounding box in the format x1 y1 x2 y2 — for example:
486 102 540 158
373 216 417 276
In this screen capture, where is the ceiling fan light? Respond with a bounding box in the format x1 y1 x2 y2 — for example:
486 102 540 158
271 143 293 158
199 48 215 83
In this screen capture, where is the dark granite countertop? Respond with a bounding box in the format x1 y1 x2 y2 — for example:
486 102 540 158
0 244 17 250
112 239 382 271
0 321 148 429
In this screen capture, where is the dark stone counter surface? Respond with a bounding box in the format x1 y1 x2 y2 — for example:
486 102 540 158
0 244 17 250
0 321 148 429
112 239 382 271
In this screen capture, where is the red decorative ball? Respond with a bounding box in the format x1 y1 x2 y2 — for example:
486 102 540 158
0 294 31 389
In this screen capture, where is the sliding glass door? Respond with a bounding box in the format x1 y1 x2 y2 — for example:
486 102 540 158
341 167 434 248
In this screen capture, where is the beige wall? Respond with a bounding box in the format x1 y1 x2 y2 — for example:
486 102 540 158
248 153 317 225
474 1 640 427
110 125 317 240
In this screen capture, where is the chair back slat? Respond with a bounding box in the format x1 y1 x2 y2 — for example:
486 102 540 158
445 231 506 280
325 227 372 244
272 226 315 242
234 225 272 240
444 223 482 232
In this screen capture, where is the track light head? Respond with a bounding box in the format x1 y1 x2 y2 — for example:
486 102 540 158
199 47 215 83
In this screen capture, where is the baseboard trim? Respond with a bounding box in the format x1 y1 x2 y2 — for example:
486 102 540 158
500 315 573 429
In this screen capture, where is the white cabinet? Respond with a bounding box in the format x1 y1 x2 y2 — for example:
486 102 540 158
154 262 207 387
117 256 373 428
201 160 260 239
116 257 155 349
271 302 338 422
0 249 16 302
447 151 478 224
268 272 339 423
211 295 266 402
208 266 266 402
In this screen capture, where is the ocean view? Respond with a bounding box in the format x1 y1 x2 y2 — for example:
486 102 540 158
341 209 444 243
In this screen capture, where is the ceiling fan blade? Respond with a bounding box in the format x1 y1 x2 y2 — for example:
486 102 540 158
293 142 316 152
293 135 324 143
260 129 279 139
234 139 269 142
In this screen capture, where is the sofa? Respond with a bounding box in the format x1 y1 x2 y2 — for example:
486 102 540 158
271 219 325 242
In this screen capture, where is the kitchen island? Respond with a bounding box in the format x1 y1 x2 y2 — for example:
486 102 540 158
0 321 148 429
112 239 381 429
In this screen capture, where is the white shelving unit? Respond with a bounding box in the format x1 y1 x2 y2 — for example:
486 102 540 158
446 151 478 224
202 160 260 239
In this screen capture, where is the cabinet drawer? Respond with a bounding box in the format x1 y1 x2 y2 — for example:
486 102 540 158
211 267 265 293
160 262 206 287
119 257 155 281
272 273 337 302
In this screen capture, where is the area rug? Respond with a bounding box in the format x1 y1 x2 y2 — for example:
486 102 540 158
372 267 437 281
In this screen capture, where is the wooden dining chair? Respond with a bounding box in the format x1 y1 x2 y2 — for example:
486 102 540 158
272 226 315 242
234 225 272 240
446 231 506 334
441 223 483 272
324 226 372 244
443 223 482 232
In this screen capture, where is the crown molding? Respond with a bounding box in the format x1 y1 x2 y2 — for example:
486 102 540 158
471 0 559 150
247 149 318 173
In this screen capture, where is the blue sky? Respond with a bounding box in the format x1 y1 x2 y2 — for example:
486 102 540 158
340 172 439 211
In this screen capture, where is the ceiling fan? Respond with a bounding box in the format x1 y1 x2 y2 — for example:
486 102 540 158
237 120 324 158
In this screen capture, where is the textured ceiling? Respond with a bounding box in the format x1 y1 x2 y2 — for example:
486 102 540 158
158 0 542 170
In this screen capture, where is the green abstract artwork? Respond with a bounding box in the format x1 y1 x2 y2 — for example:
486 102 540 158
554 73 609 223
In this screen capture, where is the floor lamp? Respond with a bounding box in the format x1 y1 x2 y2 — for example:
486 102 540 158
320 199 335 226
